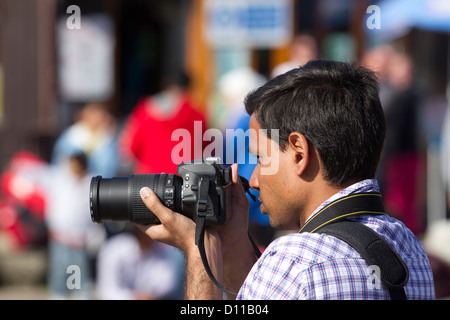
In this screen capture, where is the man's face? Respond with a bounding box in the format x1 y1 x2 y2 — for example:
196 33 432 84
248 114 302 230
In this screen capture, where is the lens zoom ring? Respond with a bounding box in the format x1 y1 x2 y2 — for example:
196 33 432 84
130 175 160 224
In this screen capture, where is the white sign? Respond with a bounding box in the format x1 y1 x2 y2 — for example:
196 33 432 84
58 14 115 102
204 0 293 48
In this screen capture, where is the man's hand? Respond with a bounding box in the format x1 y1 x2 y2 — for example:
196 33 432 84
137 186 223 299
202 164 249 251
138 187 197 254
136 164 258 299
215 164 259 296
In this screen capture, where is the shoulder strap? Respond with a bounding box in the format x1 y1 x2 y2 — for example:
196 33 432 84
299 193 409 300
299 192 386 233
318 221 409 300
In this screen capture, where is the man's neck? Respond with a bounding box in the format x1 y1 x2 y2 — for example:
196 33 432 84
299 179 358 228
300 178 380 228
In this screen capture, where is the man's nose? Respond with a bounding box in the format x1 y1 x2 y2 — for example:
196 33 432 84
249 165 260 191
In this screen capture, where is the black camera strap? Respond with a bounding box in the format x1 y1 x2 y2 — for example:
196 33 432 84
299 192 409 300
195 176 261 297
195 176 238 296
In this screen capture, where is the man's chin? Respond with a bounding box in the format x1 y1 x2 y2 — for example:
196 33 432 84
260 204 295 230
266 214 299 231
260 203 267 215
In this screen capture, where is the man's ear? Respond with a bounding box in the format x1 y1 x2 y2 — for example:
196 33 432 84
288 132 310 176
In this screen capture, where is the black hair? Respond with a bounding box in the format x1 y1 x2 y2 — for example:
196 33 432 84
69 152 88 173
244 59 386 186
159 71 190 91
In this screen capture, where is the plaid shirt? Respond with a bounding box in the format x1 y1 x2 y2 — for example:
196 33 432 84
237 179 435 300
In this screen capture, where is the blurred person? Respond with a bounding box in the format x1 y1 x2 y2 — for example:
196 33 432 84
271 34 318 78
212 67 267 131
119 72 206 174
360 45 393 80
0 152 49 249
45 152 94 299
441 101 450 215
52 102 119 178
96 225 185 300
360 44 396 106
372 49 424 235
422 219 450 299
137 60 435 300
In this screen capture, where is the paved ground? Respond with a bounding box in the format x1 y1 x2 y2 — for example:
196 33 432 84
0 285 49 300
0 234 49 299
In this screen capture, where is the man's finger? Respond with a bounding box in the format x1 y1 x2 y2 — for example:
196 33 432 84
230 164 249 204
137 223 169 242
230 164 244 191
140 187 174 225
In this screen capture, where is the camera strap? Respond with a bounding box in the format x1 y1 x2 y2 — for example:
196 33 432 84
194 176 261 297
299 192 409 300
195 176 238 296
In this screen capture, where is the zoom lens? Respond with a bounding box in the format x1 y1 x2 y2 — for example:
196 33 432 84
90 174 183 224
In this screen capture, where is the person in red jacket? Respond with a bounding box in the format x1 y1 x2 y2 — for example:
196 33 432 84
119 73 207 174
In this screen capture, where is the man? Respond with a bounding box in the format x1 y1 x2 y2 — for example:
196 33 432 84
138 60 435 299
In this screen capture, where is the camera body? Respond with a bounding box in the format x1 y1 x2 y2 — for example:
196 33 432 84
90 158 230 225
176 158 230 225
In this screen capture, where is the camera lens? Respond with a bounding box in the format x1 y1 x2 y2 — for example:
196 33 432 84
90 174 182 224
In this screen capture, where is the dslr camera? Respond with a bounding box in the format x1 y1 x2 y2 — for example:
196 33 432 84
90 158 230 225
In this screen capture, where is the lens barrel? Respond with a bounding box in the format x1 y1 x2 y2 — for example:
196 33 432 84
90 174 182 224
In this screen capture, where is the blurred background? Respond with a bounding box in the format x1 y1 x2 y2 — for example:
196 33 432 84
0 0 449 299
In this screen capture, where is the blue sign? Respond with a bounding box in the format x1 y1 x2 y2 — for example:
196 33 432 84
204 0 293 48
